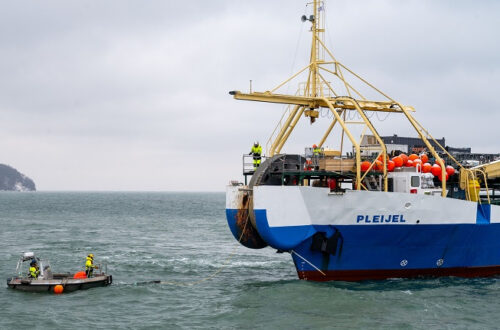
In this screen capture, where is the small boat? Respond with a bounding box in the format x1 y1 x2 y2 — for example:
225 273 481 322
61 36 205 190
7 252 112 293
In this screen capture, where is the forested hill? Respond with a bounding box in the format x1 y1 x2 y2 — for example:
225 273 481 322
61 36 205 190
0 164 36 191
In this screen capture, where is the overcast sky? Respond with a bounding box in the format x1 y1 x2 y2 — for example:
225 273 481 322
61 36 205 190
1 0 499 191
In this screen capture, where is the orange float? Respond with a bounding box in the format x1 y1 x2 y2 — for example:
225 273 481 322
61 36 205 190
361 161 371 172
374 160 384 171
392 156 403 168
431 164 441 176
446 165 456 176
438 172 449 182
422 163 432 173
54 285 64 294
387 160 395 172
377 154 389 163
73 271 87 279
400 154 409 165
420 154 429 164
406 160 414 167
408 154 419 161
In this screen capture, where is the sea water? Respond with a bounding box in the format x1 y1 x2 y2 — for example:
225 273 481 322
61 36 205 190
1 192 500 329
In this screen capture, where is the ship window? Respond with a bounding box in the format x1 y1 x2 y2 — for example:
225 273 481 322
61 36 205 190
411 176 420 187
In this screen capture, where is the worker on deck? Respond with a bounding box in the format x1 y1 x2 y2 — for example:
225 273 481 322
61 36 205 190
312 144 321 156
85 254 98 278
29 259 40 279
312 144 322 170
249 142 262 171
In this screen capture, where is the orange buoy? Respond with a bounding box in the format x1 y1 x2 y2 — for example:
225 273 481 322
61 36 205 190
387 160 395 172
392 156 403 168
73 271 87 279
405 160 414 167
431 164 441 176
422 163 432 173
361 161 371 172
420 154 429 164
400 154 409 165
54 285 64 294
438 172 449 182
446 165 456 176
409 154 419 161
377 154 389 163
374 160 384 171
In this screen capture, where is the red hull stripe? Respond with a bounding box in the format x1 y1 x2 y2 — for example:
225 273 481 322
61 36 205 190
297 266 500 282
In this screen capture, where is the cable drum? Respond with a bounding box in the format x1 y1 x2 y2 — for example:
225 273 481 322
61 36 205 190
249 154 306 188
240 154 307 247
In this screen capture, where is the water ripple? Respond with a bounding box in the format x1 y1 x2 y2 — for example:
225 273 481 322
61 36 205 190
1 192 500 329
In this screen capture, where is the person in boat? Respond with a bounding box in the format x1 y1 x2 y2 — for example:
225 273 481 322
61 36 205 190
29 259 40 279
249 142 262 171
85 254 98 277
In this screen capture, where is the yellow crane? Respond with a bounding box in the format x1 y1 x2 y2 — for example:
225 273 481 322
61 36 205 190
230 0 453 197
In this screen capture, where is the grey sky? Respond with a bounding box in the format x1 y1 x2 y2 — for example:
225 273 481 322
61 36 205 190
0 0 499 191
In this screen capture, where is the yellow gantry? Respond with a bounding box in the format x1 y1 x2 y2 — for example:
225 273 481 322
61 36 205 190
230 0 449 197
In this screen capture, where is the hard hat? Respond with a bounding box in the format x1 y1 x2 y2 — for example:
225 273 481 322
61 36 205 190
88 254 94 259
30 259 36 265
313 144 317 148
254 142 258 147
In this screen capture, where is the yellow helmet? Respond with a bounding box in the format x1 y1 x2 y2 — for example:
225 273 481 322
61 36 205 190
88 254 94 259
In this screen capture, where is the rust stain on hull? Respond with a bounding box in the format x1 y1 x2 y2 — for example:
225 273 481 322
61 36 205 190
235 192 267 249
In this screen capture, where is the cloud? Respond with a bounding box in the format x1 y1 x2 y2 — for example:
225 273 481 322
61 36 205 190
0 0 498 190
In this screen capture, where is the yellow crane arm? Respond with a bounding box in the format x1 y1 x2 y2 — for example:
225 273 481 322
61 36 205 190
473 160 500 180
229 91 414 113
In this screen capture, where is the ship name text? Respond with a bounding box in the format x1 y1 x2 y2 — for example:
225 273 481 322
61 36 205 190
356 214 406 223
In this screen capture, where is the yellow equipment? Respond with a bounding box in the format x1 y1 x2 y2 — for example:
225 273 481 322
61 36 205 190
230 0 451 196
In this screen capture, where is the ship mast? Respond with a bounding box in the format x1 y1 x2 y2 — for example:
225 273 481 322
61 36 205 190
229 0 450 197
309 0 321 98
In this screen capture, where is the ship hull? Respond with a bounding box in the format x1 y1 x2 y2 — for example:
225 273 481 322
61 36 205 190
226 185 500 281
295 266 500 282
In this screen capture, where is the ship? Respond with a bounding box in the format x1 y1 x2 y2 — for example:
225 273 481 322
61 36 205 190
225 0 500 281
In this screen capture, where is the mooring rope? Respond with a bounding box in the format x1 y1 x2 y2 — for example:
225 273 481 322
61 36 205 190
290 250 326 276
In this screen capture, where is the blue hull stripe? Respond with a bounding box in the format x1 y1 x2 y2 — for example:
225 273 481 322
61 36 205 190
225 209 267 249
291 222 500 272
227 207 500 276
477 204 491 224
226 209 240 241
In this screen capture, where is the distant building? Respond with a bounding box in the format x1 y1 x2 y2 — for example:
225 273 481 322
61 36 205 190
360 134 499 164
381 134 445 154
446 146 472 154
